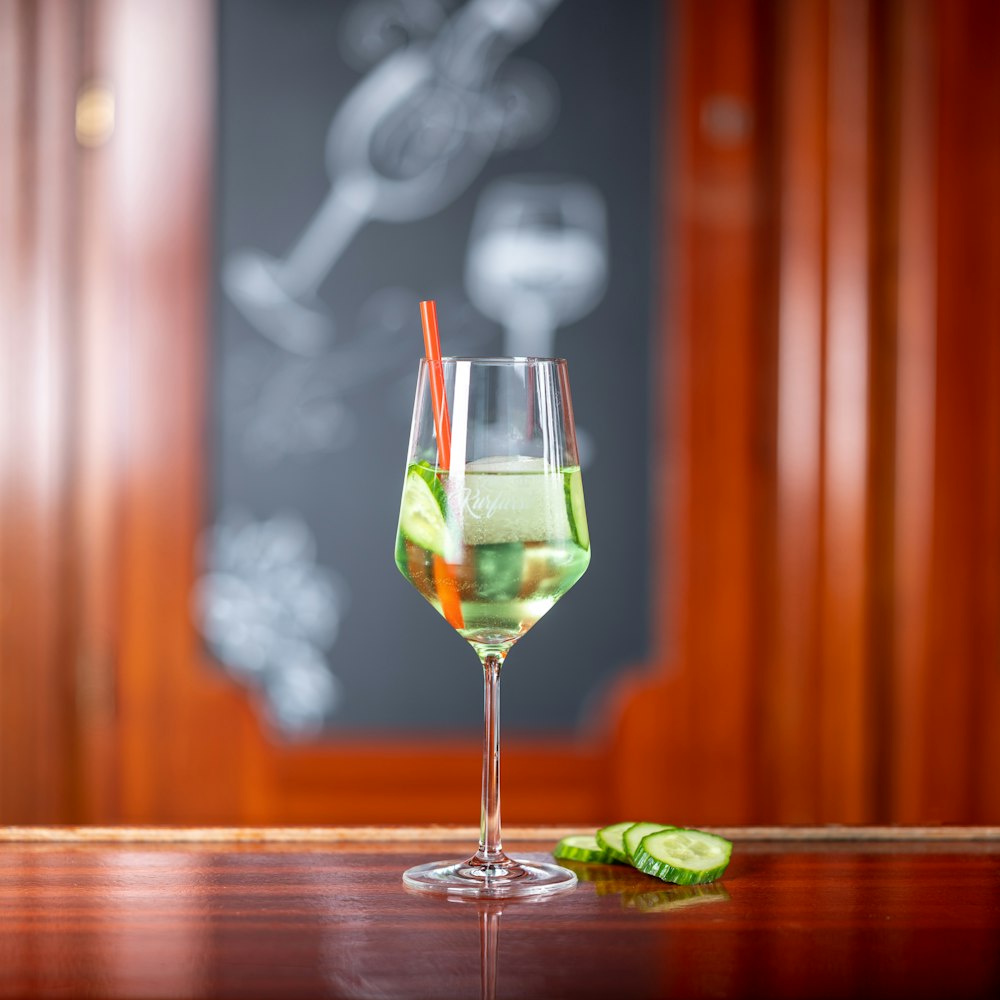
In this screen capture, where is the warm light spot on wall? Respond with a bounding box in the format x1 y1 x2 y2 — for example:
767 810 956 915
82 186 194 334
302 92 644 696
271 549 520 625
76 82 116 147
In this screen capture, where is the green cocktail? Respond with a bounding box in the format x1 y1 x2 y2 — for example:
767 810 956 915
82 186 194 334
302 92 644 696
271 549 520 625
396 457 590 648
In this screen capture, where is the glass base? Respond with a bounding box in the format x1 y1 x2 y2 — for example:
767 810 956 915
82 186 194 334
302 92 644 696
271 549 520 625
402 853 578 897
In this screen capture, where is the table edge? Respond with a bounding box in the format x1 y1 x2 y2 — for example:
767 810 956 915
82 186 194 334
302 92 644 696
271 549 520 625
1 825 998 844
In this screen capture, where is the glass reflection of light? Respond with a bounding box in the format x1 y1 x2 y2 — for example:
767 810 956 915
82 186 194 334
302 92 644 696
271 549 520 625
318 884 559 1000
91 851 208 998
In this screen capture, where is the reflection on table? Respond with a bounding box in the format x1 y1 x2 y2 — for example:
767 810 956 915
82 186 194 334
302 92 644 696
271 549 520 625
0 828 998 999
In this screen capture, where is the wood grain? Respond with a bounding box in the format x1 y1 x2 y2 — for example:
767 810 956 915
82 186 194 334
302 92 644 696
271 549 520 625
918 0 1000 825
0 833 997 999
768 0 827 824
0 0 82 823
609 0 765 827
613 0 1000 828
0 825 998 844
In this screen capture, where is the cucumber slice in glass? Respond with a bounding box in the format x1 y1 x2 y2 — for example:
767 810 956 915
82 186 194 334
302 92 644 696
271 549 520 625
623 821 676 863
595 821 635 864
564 467 589 549
398 463 448 556
553 834 614 864
632 828 732 885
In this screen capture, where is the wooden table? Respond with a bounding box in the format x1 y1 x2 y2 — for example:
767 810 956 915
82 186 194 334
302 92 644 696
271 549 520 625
1 827 998 999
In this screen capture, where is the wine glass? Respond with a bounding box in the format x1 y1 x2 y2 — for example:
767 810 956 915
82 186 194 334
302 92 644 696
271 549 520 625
395 357 590 895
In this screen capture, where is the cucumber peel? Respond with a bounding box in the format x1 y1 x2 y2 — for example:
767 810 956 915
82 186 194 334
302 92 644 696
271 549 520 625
632 828 732 886
595 821 635 864
623 821 677 863
553 821 732 886
398 462 449 556
553 833 615 864
564 467 589 549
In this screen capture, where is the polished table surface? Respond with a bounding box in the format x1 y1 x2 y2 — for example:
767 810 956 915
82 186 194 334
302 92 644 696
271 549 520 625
1 826 998 999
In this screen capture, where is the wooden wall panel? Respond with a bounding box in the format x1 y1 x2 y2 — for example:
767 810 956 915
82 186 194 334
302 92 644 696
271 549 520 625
889 0 939 824
611 0 764 826
899 0 1000 823
91 0 259 825
614 0 1000 826
766 0 827 823
0 0 81 823
73 0 126 824
819 0 873 823
766 0 876 825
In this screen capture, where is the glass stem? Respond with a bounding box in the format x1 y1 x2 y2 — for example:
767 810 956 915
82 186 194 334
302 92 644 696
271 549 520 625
476 650 507 864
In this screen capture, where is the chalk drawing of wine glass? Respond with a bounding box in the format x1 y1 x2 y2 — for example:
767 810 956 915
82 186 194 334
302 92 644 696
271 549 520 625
337 0 449 71
223 0 563 356
464 175 608 359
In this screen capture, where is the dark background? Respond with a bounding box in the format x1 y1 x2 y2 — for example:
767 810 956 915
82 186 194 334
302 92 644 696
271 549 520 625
210 0 659 734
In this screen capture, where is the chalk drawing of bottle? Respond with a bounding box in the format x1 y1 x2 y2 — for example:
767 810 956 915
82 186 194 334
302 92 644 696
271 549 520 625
464 175 607 359
224 0 563 356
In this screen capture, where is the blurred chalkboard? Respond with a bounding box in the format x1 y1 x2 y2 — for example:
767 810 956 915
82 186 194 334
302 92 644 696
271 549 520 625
202 0 660 737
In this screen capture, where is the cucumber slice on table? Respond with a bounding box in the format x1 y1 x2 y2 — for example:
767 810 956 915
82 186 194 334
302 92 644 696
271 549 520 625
632 828 732 885
595 821 635 864
623 821 677 863
398 463 448 556
553 834 614 864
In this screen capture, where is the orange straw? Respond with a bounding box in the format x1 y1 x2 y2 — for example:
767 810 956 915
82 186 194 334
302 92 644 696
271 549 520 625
419 300 464 630
420 300 452 470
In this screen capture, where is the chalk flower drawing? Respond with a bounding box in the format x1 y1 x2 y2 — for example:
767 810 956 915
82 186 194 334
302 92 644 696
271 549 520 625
196 512 346 737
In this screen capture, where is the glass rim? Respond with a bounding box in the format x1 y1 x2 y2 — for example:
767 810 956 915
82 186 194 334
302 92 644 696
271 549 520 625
422 356 568 365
